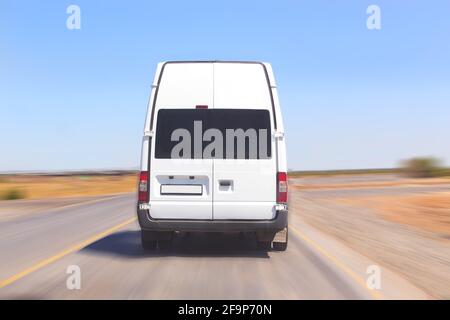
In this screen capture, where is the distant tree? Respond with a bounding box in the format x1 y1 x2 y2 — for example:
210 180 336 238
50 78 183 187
400 157 442 178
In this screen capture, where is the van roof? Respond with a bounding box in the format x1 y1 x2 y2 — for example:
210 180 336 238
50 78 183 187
154 61 276 87
148 61 279 130
160 60 268 64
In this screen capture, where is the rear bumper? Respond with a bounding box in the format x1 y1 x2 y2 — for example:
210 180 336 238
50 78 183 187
137 208 288 233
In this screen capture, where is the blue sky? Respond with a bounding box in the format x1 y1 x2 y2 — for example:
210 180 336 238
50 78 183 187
1 0 449 171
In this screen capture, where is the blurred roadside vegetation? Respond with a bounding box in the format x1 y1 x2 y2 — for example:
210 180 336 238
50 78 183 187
0 188 26 200
400 157 450 178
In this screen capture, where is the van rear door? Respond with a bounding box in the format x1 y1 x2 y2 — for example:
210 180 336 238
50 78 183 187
212 63 277 220
149 63 213 220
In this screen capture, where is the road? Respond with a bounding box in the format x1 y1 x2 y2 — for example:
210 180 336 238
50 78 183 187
0 192 428 299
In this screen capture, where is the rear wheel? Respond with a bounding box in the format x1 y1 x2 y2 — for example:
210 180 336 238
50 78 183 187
141 231 157 250
141 230 174 250
257 240 272 251
256 230 275 251
158 239 173 250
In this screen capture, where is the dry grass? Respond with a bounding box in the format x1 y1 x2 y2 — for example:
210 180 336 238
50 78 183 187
0 175 137 200
380 192 450 236
337 192 450 236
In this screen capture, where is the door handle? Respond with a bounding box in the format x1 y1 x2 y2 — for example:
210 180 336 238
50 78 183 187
219 180 231 187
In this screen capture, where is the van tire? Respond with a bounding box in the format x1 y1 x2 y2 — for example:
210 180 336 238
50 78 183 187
142 239 157 250
257 240 272 251
141 230 158 250
158 239 172 250
141 237 157 250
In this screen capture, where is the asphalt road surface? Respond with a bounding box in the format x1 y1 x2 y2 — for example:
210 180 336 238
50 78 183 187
0 192 428 299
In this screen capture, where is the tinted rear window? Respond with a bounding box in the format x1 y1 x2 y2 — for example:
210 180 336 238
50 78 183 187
155 109 272 159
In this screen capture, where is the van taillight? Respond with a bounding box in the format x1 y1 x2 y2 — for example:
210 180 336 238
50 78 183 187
138 171 149 202
277 172 288 203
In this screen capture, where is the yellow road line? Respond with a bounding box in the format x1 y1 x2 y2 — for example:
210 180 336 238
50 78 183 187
0 217 137 289
35 194 128 214
290 225 383 300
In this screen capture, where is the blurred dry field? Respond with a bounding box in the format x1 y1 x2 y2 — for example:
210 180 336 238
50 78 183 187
336 191 450 236
0 174 137 200
290 174 450 298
